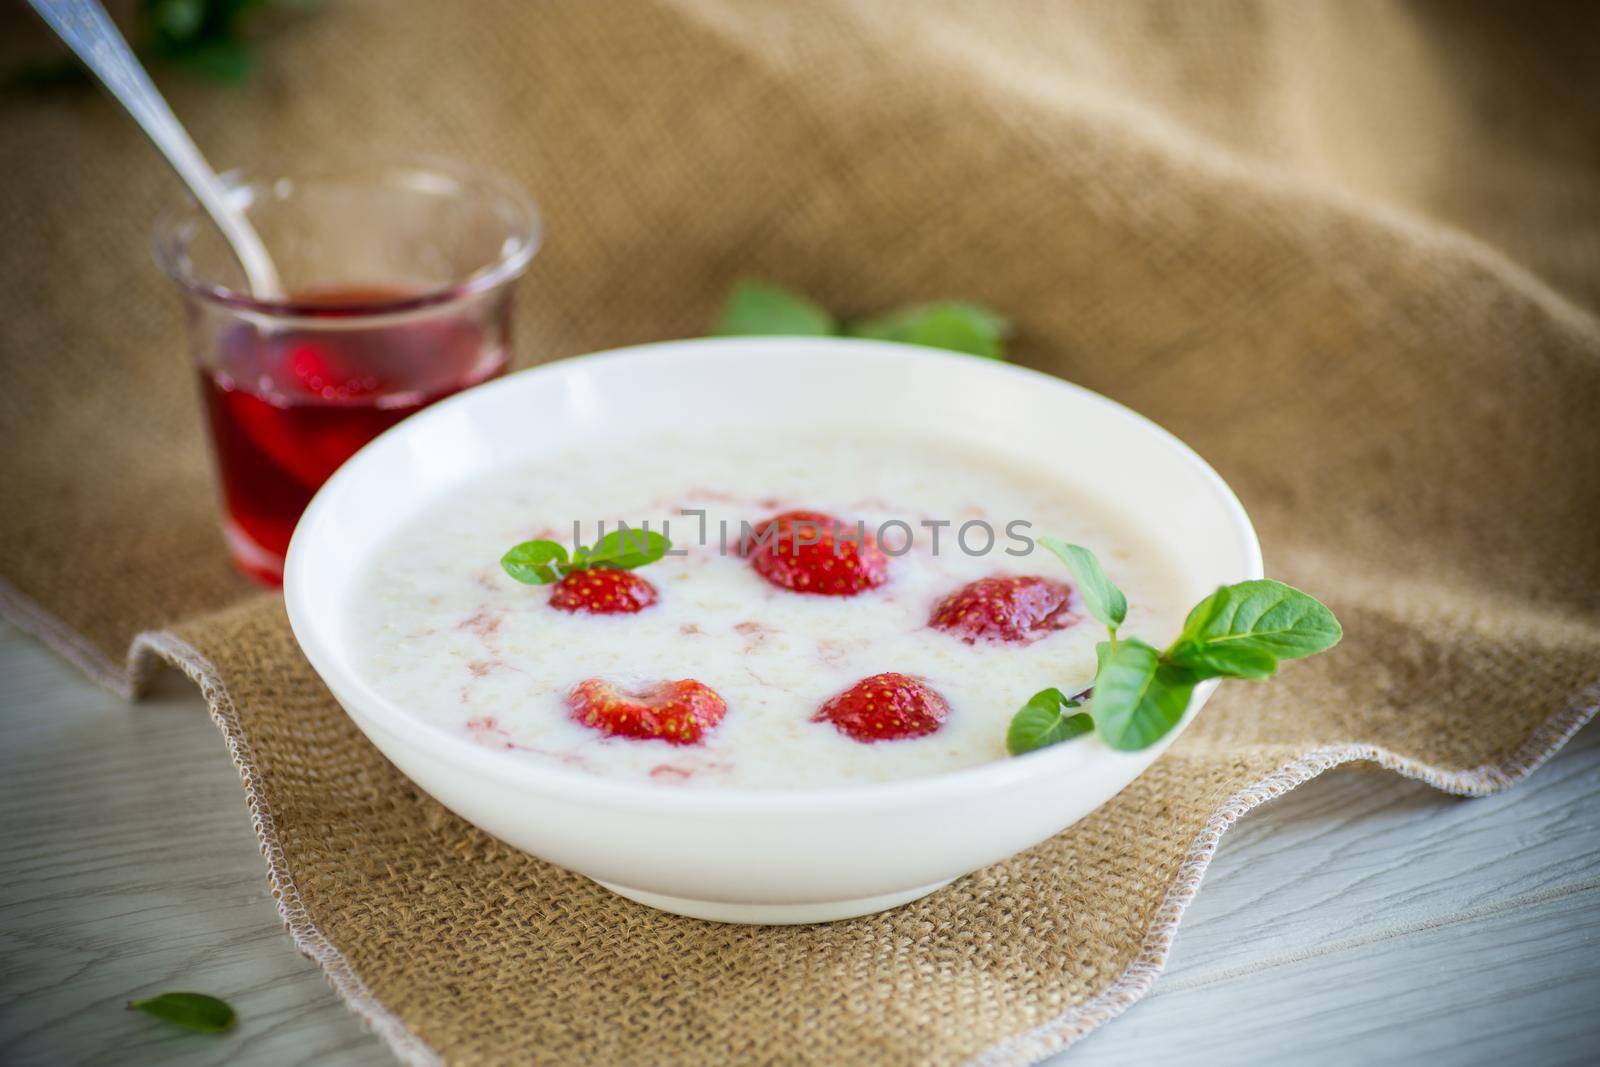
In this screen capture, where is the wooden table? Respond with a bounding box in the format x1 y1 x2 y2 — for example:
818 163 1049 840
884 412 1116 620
2 620 1596 1065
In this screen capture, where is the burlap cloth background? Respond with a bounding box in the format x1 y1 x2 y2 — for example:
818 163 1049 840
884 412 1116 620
3 1 1599 1063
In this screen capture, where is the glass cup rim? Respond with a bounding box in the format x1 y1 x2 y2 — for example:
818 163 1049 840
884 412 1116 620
152 155 541 320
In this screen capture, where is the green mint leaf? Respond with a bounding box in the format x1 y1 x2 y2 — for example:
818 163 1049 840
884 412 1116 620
714 279 837 337
577 529 671 571
1005 687 1093 755
848 301 1010 359
168 38 256 82
1165 638 1277 679
1090 638 1197 751
500 540 570 584
1167 580 1342 674
127 992 235 1033
1039 538 1128 632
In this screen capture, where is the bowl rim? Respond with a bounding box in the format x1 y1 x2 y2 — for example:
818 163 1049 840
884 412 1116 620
284 337 1263 814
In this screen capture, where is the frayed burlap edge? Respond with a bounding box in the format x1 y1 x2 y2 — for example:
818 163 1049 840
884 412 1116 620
0 576 144 700
967 681 1600 1067
127 627 445 1067
4 580 1596 1067
0 578 437 1067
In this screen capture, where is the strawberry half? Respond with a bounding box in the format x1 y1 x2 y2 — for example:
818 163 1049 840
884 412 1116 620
549 568 659 614
929 575 1076 645
745 509 889 596
568 678 727 744
813 672 949 742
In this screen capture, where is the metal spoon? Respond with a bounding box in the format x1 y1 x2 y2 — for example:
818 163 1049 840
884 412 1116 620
27 0 284 298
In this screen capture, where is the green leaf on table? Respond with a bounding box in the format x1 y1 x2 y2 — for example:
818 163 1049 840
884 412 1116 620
1005 687 1093 755
578 529 671 571
848 301 1010 359
500 540 570 584
127 992 235 1033
1039 538 1128 633
1165 580 1341 678
1090 638 1198 752
714 279 837 337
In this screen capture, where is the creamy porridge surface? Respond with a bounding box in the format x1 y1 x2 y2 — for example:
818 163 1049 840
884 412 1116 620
346 430 1191 788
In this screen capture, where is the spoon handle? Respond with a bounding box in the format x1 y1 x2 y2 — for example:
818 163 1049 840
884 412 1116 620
27 0 283 298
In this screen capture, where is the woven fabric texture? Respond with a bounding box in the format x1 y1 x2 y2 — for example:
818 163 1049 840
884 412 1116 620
2 1 1597 1063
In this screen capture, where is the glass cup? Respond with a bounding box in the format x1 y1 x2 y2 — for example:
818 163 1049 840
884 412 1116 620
155 158 540 585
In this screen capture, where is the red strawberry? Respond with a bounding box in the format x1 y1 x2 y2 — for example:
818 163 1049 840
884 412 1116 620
813 672 948 742
929 575 1076 645
548 568 659 614
568 678 727 744
746 510 889 596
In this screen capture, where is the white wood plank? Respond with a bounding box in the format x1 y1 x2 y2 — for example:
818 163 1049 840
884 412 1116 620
1064 886 1600 1066
0 625 385 1067
1 621 1596 1065
1159 728 1600 982
1053 728 1600 1065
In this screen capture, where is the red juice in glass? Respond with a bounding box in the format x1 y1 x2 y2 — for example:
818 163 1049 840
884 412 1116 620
199 286 509 583
156 162 540 585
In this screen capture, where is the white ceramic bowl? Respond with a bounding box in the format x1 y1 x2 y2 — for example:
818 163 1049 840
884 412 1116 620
284 338 1262 924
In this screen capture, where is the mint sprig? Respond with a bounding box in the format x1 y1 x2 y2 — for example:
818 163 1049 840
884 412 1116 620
1005 688 1093 756
1166 581 1343 673
19 0 309 87
713 278 1011 360
127 992 235 1033
501 529 670 585
714 280 836 337
1089 638 1199 751
1040 537 1127 637
1007 544 1341 754
848 302 1010 360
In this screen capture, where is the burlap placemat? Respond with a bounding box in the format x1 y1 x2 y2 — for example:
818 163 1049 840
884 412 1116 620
4 2 1598 1063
